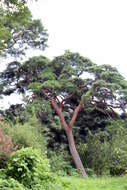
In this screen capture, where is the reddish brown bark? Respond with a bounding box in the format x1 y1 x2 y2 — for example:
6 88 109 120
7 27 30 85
50 97 68 133
66 129 86 177
69 101 83 130
50 97 87 177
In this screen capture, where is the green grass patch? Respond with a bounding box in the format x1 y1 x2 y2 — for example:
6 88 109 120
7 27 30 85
61 175 127 190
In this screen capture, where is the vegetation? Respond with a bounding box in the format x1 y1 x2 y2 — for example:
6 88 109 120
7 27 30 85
0 146 127 190
78 119 127 176
7 117 46 152
0 0 127 189
61 176 127 190
0 0 47 56
1 51 127 177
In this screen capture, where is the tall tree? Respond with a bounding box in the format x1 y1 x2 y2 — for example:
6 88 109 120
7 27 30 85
1 51 127 177
0 0 48 56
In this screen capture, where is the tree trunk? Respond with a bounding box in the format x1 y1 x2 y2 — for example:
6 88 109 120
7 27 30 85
49 96 87 177
65 128 87 177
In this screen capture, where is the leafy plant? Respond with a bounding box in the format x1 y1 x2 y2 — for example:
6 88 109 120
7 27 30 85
0 122 16 168
49 151 79 176
7 119 46 152
107 120 127 175
6 147 53 188
78 132 110 176
78 120 127 176
0 178 27 190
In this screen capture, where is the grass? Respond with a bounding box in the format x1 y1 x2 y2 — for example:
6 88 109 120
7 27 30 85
61 175 127 190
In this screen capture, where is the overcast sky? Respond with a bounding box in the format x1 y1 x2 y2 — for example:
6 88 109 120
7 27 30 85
28 0 127 79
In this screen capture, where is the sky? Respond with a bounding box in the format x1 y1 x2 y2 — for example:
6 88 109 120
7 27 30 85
1 0 127 109
28 0 127 79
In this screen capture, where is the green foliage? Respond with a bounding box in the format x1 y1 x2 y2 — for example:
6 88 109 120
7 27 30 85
107 120 127 175
4 147 70 190
78 133 109 176
1 0 28 7
0 147 70 190
0 122 15 168
41 67 56 80
33 178 70 190
28 82 43 92
0 1 48 56
1 50 127 178
7 120 46 152
0 178 27 190
49 151 79 176
81 90 92 104
2 51 127 116
109 147 127 176
78 119 127 176
41 80 61 90
59 176 127 190
6 147 51 188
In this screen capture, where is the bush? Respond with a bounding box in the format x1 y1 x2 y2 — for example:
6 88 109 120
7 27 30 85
0 122 16 168
85 168 96 176
0 178 27 190
107 120 127 175
5 147 70 190
6 147 53 189
49 151 79 176
109 148 127 175
7 119 46 152
78 120 127 176
78 132 110 176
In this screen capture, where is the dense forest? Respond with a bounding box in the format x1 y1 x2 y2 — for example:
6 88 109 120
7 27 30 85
0 0 127 189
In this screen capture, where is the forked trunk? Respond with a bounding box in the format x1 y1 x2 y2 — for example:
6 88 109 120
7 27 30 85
66 128 87 177
49 96 87 177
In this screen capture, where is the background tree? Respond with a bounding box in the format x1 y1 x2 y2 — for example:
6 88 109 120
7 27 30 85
0 0 48 100
0 0 47 56
1 51 127 177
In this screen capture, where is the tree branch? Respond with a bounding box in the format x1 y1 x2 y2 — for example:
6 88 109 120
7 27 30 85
69 100 83 130
50 97 69 132
42 89 68 131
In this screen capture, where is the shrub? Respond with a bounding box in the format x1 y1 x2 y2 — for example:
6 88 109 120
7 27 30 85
7 120 46 152
0 178 27 190
78 120 127 176
78 132 110 176
109 148 127 175
5 147 70 190
107 121 127 175
49 151 79 176
0 122 16 168
6 147 53 189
